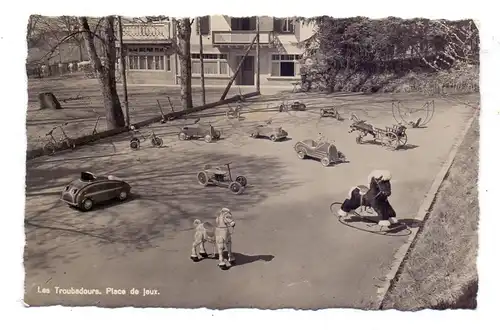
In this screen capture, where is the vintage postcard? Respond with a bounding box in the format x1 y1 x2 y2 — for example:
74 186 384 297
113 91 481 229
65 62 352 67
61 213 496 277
23 11 479 312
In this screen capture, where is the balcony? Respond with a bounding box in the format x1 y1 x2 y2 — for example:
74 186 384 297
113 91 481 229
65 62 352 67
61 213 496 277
121 23 172 44
212 31 272 46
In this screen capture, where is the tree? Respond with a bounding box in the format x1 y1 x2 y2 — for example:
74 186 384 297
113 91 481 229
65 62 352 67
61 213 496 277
26 15 42 48
297 17 479 93
420 19 479 71
173 18 194 109
79 16 125 129
58 16 85 62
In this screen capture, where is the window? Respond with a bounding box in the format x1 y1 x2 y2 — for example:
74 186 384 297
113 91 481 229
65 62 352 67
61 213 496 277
191 53 229 76
127 47 170 71
231 17 256 31
270 54 301 77
197 16 210 35
274 18 295 34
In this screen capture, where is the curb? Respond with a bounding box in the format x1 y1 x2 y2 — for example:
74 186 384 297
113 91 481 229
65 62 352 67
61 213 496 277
374 108 479 309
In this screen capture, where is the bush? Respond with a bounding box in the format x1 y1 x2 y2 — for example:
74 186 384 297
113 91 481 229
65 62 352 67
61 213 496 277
299 17 479 94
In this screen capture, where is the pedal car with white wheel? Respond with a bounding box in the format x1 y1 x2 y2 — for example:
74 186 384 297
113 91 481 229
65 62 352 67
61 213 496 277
197 162 247 195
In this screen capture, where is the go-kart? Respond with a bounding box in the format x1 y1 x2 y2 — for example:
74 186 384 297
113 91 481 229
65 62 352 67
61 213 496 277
196 162 248 195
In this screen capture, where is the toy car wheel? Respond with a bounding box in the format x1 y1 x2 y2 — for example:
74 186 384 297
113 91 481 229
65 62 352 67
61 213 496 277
270 135 277 142
355 136 363 144
214 131 221 139
130 138 140 150
197 171 209 186
235 175 247 187
299 103 306 110
204 135 212 143
178 132 187 140
321 157 330 167
151 136 163 147
118 190 128 201
279 104 285 112
296 150 306 159
81 198 94 211
67 140 76 149
250 132 258 138
229 181 244 195
43 142 56 155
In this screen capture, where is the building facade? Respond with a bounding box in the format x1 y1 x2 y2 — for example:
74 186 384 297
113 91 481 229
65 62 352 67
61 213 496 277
119 16 315 87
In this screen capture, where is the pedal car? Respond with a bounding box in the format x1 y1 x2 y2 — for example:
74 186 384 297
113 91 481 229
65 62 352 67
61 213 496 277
60 171 131 211
178 122 222 143
294 138 346 167
279 101 306 112
320 107 343 120
249 124 288 142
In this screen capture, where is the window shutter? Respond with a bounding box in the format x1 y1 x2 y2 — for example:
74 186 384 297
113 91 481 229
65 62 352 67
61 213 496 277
271 61 280 76
273 18 281 32
250 17 256 30
200 16 210 35
290 19 296 33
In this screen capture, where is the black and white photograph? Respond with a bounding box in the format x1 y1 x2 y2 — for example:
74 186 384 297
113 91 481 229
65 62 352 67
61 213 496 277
3 1 498 328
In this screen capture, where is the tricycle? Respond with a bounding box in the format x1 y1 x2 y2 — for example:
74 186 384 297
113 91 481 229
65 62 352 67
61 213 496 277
129 127 163 150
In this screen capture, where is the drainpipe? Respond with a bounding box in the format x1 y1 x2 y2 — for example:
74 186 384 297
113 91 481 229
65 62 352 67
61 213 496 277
256 16 260 93
172 21 179 85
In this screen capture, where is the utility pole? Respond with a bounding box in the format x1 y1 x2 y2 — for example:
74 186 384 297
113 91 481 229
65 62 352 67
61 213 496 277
198 17 206 105
256 16 260 93
118 16 130 127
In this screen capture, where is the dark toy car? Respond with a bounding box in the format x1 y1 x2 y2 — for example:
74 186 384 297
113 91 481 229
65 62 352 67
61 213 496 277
294 138 346 167
60 171 131 211
178 122 221 143
279 101 306 112
197 162 247 195
249 124 288 141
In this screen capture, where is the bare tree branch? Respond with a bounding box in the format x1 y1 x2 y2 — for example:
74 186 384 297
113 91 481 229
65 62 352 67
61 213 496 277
34 29 105 65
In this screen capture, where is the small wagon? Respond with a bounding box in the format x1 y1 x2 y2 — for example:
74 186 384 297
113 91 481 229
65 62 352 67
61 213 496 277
197 162 247 195
348 120 407 150
320 107 343 120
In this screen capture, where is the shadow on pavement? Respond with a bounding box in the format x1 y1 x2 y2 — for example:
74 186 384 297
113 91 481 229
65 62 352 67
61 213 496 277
24 148 300 274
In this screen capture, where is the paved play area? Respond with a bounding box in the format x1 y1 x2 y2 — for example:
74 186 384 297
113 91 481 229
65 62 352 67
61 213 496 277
24 80 478 308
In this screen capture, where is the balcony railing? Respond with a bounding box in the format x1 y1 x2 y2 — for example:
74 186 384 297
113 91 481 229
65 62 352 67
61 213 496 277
212 31 272 45
122 23 171 41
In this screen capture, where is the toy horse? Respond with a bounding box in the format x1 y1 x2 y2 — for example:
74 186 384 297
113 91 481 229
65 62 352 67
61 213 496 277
337 170 399 226
191 207 236 270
